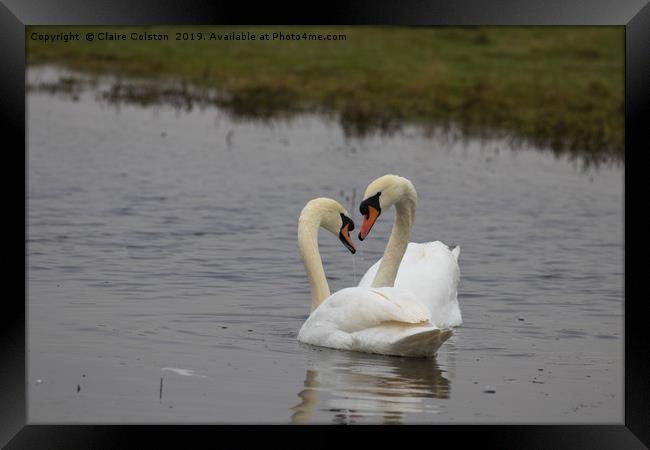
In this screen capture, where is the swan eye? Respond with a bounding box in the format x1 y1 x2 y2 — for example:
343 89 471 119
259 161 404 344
343 215 354 232
359 192 381 217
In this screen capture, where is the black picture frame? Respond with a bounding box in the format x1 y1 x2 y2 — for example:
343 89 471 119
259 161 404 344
3 0 647 447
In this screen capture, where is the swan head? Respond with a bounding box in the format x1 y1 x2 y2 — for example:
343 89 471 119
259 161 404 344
299 198 356 254
358 174 416 240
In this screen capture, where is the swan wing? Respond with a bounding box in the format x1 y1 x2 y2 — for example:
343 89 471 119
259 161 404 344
306 286 431 333
352 323 453 357
297 286 438 351
358 241 462 328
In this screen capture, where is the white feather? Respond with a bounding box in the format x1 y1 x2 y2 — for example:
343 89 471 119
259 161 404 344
358 241 462 328
298 286 452 357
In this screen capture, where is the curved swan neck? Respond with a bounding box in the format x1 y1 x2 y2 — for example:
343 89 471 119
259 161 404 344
298 210 331 311
371 182 416 288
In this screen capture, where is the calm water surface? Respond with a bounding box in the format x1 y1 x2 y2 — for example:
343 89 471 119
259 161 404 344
27 67 623 423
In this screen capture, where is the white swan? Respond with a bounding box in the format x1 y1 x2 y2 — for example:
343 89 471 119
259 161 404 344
356 175 462 328
296 198 452 358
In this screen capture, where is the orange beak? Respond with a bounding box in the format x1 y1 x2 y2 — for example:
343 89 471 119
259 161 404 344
339 223 356 254
358 206 380 241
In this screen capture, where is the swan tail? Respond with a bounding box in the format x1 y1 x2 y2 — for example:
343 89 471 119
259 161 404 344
390 328 453 358
451 246 460 260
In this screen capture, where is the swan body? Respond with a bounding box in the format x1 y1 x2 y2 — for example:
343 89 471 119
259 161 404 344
358 241 462 328
297 198 451 358
357 175 462 328
298 286 452 358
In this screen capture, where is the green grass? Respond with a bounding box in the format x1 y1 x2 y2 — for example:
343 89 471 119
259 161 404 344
27 26 624 158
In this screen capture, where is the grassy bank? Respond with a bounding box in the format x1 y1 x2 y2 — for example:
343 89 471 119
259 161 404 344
27 26 624 158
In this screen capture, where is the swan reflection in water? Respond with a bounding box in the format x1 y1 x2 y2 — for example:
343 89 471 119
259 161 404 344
291 347 451 424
